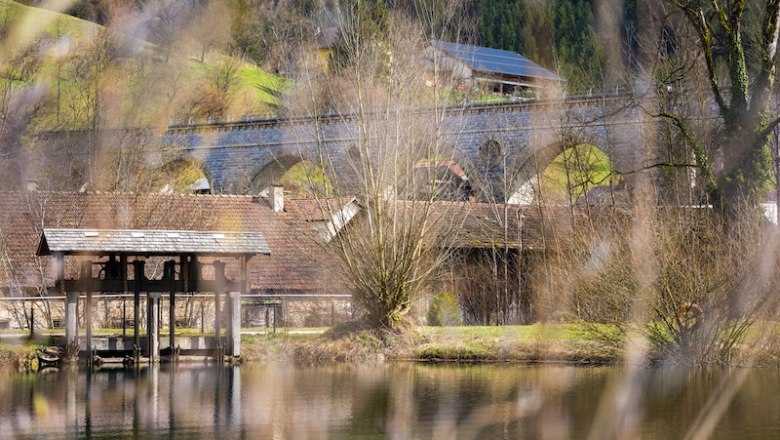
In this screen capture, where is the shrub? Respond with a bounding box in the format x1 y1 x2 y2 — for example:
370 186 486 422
427 291 462 326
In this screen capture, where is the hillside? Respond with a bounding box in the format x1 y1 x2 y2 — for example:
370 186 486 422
0 0 284 130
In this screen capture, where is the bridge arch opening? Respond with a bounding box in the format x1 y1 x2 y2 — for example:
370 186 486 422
251 157 332 198
538 144 620 205
152 157 212 194
508 143 621 205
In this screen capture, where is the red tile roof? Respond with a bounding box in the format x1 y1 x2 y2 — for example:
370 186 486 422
0 191 585 296
285 197 358 223
0 191 343 294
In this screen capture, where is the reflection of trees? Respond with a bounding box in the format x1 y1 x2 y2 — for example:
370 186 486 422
4 365 780 437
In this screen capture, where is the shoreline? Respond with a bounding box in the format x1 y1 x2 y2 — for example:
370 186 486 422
0 325 625 369
3 324 779 369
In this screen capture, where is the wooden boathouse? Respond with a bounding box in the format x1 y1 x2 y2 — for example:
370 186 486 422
37 228 270 362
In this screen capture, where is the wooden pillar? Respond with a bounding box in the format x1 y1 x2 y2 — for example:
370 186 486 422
57 253 78 354
65 291 79 351
121 255 127 337
231 256 249 358
214 260 225 357
83 261 93 358
177 254 189 358
147 292 160 362
229 292 241 358
226 291 232 356
28 301 34 337
132 260 144 361
165 260 176 360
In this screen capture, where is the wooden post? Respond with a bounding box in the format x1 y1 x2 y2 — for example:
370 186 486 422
214 260 225 358
178 254 189 359
57 252 78 355
167 259 176 361
83 260 93 359
121 255 127 337
122 298 126 337
229 292 241 358
65 292 78 353
200 299 205 334
147 292 160 362
29 301 34 337
132 260 144 362
226 290 233 356
231 256 249 358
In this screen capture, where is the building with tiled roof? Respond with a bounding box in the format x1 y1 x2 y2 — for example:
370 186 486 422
0 187 590 327
285 196 361 242
0 190 346 296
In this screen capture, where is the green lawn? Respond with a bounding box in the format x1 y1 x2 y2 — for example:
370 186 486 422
1 0 285 128
540 144 617 201
0 0 102 39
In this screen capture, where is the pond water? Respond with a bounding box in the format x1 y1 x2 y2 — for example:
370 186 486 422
0 362 778 439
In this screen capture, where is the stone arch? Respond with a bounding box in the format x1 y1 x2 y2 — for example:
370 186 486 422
249 154 334 196
154 156 214 194
278 160 333 197
508 138 621 205
249 155 305 192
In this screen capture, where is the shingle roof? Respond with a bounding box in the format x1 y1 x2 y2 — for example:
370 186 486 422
455 203 573 250
38 229 271 256
380 200 577 250
286 197 358 223
431 40 563 82
0 192 341 293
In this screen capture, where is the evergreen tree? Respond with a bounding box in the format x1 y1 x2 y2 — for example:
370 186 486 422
553 0 602 91
474 0 524 54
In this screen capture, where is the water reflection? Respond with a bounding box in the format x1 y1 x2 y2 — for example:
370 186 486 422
0 364 778 438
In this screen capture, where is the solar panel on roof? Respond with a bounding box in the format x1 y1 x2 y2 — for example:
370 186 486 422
431 40 563 82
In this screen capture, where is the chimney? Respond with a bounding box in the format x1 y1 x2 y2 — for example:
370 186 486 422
26 179 37 192
268 185 284 213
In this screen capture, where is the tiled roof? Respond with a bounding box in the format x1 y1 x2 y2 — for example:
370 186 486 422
351 200 577 250
286 197 358 222
0 191 341 293
38 229 271 256
0 191 582 295
413 160 468 180
385 201 576 250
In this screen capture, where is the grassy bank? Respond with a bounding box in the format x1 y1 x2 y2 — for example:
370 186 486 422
6 323 780 367
0 324 625 366
239 324 624 365
237 323 780 366
0 340 42 369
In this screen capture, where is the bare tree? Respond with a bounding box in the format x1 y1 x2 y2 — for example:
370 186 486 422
279 2 473 330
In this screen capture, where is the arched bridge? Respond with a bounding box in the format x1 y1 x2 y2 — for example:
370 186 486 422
165 94 654 201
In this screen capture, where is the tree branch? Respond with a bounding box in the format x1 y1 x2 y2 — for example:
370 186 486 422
749 0 780 119
665 1 729 115
709 0 731 32
619 162 702 176
651 111 718 190
755 113 780 141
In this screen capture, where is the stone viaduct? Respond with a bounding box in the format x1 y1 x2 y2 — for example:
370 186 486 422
164 94 652 201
